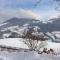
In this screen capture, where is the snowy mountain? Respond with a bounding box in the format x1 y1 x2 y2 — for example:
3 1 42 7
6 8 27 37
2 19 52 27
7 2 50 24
0 17 60 54
0 17 41 38
0 17 60 42
0 17 60 32
0 17 40 29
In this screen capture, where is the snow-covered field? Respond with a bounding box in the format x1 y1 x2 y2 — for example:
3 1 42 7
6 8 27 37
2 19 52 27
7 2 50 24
0 51 60 60
0 38 60 60
0 38 60 54
0 38 29 49
44 41 60 54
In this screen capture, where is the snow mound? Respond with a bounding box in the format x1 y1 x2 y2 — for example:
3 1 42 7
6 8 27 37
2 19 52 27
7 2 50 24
44 41 60 53
0 38 29 49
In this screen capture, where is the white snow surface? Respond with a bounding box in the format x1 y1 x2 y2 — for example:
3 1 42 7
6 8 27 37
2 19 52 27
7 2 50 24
0 38 29 49
0 23 8 26
45 42 60 49
52 31 60 39
0 51 60 60
44 41 60 53
0 38 60 53
3 33 11 38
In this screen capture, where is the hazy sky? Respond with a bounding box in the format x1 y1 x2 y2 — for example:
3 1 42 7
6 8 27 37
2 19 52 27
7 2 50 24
0 0 60 23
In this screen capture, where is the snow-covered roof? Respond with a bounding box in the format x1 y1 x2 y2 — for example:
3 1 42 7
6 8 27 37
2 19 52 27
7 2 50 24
0 38 29 49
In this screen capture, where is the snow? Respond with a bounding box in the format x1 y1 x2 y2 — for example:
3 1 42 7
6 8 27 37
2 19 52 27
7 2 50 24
0 51 60 60
33 26 40 31
1 25 19 31
1 25 29 36
45 42 60 48
44 41 60 53
36 40 60 53
46 32 55 41
3 33 11 38
0 38 60 53
0 23 8 26
23 23 29 27
52 31 60 39
55 34 60 39
0 38 29 49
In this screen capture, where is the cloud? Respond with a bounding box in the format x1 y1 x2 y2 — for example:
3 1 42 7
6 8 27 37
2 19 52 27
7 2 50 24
0 0 59 23
0 8 59 24
0 8 42 23
37 10 60 18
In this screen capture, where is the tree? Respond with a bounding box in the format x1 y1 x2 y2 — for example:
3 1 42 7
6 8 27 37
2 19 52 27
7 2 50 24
23 27 48 51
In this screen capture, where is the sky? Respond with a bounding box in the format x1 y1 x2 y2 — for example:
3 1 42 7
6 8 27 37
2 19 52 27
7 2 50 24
0 0 60 23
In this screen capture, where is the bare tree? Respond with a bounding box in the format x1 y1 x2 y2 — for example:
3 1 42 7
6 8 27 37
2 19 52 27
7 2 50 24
22 28 48 51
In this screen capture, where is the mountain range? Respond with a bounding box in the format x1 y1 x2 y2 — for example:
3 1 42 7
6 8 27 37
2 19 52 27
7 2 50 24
0 17 60 42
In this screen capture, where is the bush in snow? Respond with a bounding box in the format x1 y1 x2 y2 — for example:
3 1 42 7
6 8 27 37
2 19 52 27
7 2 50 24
22 27 48 51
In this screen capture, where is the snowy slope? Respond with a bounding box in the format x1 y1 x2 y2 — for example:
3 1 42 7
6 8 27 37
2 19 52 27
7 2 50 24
0 17 60 42
0 51 60 60
45 41 60 48
0 38 29 49
0 38 60 53
42 41 60 54
0 23 8 26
